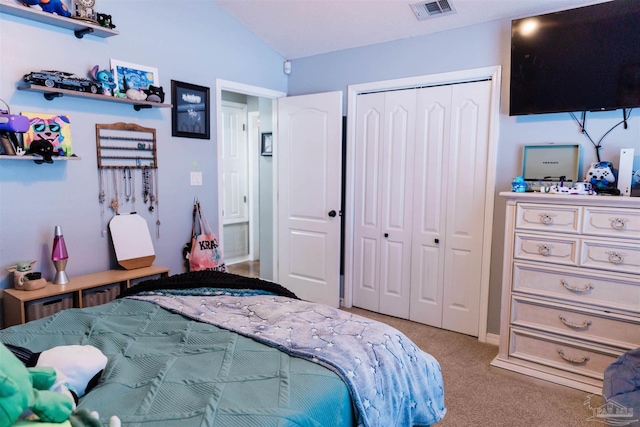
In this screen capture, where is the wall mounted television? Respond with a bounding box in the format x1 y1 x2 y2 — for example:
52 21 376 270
510 0 640 116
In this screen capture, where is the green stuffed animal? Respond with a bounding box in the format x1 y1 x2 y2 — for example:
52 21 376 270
0 343 73 426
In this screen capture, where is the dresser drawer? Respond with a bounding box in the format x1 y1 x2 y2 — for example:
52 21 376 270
512 262 640 314
509 328 622 380
516 203 581 234
514 233 579 266
580 238 640 274
511 296 640 349
583 206 640 240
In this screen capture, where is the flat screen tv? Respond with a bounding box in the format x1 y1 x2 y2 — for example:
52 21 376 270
510 0 640 116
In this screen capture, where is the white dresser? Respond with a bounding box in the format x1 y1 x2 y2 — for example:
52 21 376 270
491 192 640 394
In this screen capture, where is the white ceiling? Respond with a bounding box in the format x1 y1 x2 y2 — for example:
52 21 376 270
215 0 609 59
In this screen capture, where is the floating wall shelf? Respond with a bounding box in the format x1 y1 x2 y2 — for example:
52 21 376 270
17 84 172 111
0 1 118 38
0 155 81 162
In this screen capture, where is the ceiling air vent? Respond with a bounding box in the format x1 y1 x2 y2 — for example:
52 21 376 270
410 0 456 20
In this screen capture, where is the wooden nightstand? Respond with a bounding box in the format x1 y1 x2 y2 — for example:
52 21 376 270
2 265 170 327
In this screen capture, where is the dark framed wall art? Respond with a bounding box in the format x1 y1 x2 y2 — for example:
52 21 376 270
261 132 273 156
171 80 210 139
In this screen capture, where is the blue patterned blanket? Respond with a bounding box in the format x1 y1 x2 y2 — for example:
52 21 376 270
130 289 446 427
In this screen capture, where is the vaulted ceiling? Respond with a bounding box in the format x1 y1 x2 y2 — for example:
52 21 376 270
215 0 608 59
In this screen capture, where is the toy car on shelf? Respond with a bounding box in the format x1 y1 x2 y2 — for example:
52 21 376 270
23 70 99 94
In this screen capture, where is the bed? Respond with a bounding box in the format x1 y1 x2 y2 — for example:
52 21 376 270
0 270 446 427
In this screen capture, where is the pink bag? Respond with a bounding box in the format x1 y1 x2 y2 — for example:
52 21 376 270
189 202 227 272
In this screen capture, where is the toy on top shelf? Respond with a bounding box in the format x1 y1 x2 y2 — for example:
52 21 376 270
20 0 71 17
96 12 115 29
89 65 116 96
72 0 97 22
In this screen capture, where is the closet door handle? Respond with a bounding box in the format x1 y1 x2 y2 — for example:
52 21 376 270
328 210 337 217
384 233 389 238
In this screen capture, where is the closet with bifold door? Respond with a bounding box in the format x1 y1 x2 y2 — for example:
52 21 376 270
352 80 491 337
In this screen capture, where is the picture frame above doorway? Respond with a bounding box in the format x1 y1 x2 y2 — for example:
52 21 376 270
171 80 210 139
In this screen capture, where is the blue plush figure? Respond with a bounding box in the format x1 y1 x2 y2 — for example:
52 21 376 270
90 66 117 97
21 0 71 17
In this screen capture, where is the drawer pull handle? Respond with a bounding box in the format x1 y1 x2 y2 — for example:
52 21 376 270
538 244 551 256
606 251 624 264
557 348 590 364
540 214 554 225
559 315 592 329
610 218 628 230
561 280 593 293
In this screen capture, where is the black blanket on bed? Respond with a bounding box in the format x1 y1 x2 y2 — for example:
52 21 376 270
118 269 299 299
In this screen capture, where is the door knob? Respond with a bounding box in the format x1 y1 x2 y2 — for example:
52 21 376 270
384 233 389 238
434 239 439 244
328 210 337 217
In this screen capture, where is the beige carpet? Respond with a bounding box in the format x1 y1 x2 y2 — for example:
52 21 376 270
343 307 607 427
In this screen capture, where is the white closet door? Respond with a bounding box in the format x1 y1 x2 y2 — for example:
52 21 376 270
409 85 451 327
352 90 416 318
378 89 416 319
441 80 491 336
352 92 385 312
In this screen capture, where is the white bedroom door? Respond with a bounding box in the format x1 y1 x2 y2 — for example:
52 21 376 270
276 91 343 307
221 102 250 261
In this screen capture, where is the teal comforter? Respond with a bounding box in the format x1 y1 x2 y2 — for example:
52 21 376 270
0 298 355 427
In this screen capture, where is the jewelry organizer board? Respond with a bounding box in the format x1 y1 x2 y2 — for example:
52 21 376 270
96 122 160 269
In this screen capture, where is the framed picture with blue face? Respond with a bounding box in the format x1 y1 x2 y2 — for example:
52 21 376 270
110 59 159 93
171 80 210 140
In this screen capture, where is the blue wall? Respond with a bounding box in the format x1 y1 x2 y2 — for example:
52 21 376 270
0 1 286 293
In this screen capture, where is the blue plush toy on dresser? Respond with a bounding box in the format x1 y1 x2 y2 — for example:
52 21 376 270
21 0 71 17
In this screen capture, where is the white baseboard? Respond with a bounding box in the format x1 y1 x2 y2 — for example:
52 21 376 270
485 333 499 346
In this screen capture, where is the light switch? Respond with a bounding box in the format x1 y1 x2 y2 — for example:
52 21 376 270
190 171 202 186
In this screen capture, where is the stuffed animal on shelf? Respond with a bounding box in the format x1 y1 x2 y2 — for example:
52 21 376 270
89 66 117 97
96 13 116 29
144 85 165 103
0 343 73 426
20 0 71 17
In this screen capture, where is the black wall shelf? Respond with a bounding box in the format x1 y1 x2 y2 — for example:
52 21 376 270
0 1 118 38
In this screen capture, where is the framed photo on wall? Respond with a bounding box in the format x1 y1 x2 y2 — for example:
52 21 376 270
171 80 210 140
110 59 159 92
261 132 273 156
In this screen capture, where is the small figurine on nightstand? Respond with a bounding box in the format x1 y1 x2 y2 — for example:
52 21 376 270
5 261 46 291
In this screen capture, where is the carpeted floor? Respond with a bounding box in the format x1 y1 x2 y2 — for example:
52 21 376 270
343 307 608 427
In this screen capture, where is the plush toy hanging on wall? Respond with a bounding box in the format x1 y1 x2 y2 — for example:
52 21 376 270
21 0 71 17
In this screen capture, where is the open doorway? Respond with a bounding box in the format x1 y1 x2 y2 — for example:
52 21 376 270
215 80 286 281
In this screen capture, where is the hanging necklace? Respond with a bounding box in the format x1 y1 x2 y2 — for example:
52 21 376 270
153 168 161 238
143 167 150 204
123 167 132 202
131 170 137 212
148 168 155 213
110 168 120 214
98 169 107 236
